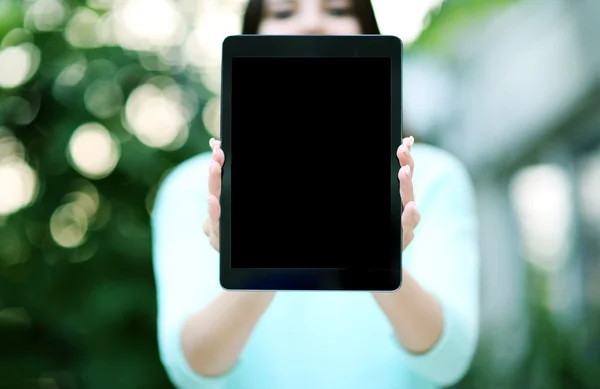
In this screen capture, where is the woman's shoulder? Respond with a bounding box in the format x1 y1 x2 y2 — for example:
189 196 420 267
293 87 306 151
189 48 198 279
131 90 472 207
411 142 464 169
409 142 473 194
168 151 212 181
411 142 469 175
154 152 212 205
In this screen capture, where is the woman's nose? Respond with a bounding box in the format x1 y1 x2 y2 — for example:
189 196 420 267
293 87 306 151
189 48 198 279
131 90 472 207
298 11 326 34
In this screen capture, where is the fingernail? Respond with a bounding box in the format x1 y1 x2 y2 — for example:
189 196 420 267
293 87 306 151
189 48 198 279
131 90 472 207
406 165 411 175
413 202 418 210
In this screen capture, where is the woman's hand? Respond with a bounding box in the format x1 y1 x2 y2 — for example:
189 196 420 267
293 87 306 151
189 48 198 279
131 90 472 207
203 138 225 251
205 136 419 252
397 136 420 251
373 137 443 355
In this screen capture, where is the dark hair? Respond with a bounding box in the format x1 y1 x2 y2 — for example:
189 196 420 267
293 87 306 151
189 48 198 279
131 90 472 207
241 0 381 34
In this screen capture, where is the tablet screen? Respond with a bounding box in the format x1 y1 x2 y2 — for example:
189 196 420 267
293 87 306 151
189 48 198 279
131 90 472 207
230 57 394 269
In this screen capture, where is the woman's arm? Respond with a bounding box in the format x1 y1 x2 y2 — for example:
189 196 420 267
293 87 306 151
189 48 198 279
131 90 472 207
374 146 480 387
181 291 275 376
152 152 273 388
373 270 443 353
177 140 276 376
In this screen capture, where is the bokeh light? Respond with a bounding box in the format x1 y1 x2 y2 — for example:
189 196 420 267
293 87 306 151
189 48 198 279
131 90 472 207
50 202 89 248
55 59 87 87
0 127 38 216
0 158 38 216
64 7 102 48
186 10 239 94
3 95 39 125
65 190 99 220
113 0 186 51
0 126 26 159
56 184 101 253
202 97 220 139
124 82 191 149
0 43 40 89
68 123 121 179
23 0 69 32
84 80 124 119
0 130 37 215
510 164 573 272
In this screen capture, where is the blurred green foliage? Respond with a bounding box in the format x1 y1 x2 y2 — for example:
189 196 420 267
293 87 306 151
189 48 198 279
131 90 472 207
0 1 213 388
413 0 522 53
457 263 600 389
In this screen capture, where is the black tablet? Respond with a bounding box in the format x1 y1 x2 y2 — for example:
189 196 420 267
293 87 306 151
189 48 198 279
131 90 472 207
219 35 403 291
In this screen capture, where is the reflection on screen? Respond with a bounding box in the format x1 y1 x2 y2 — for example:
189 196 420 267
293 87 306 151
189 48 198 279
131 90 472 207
231 57 393 269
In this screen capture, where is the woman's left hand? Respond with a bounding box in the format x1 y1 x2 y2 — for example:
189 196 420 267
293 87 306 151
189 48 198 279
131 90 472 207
397 136 420 251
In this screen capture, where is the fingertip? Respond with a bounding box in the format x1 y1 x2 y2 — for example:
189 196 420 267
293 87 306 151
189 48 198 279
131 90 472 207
398 164 410 179
207 194 220 208
209 158 222 173
209 138 222 152
411 202 420 225
214 148 225 165
207 194 221 219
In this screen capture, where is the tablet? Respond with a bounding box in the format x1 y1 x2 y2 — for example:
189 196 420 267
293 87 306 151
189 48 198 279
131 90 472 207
219 35 403 291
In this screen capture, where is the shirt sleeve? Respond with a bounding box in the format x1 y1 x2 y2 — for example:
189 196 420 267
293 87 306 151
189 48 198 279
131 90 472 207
151 152 231 389
394 148 480 387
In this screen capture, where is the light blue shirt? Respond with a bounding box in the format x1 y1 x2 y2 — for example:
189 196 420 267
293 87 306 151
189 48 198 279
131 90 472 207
152 143 480 389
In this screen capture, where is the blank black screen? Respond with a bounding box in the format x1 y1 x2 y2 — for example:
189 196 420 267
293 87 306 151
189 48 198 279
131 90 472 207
230 57 393 269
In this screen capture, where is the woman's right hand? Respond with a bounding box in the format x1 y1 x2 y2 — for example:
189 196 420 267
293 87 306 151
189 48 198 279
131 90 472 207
204 138 225 251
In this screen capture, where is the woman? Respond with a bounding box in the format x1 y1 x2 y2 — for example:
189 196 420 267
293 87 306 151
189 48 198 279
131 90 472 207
152 0 480 388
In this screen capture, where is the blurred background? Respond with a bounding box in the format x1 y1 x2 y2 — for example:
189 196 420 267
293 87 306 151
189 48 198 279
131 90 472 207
1 0 599 388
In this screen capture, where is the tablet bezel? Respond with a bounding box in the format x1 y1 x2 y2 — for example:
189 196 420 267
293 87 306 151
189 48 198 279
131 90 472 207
219 35 403 291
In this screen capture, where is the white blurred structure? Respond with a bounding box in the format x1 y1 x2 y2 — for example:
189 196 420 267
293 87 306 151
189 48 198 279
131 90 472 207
441 0 600 173
402 56 455 137
417 0 600 384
